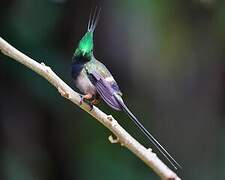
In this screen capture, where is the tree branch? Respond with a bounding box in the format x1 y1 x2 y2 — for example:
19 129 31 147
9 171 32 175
0 37 181 180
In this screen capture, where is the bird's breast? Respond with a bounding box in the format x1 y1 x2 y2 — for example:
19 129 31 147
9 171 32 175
75 69 96 95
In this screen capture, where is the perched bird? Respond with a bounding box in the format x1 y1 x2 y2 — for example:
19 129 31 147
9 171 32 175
71 7 181 169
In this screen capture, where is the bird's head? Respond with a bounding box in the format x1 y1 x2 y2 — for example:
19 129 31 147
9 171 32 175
73 7 101 60
74 32 94 59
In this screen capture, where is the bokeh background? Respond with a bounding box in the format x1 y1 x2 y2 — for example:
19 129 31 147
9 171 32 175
1 0 225 179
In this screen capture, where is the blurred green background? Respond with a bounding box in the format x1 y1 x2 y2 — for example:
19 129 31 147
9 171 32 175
1 0 225 179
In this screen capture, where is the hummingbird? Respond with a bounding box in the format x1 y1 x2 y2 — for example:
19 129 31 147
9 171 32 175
71 7 181 170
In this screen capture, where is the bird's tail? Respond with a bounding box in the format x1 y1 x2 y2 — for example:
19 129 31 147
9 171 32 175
113 94 182 170
87 6 101 33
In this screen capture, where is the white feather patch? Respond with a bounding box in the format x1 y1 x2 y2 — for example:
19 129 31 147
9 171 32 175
105 76 114 82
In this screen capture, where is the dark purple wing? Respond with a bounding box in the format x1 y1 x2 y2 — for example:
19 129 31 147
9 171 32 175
89 71 122 111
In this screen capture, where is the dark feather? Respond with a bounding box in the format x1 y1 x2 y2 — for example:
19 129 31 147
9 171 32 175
71 56 89 79
71 62 84 80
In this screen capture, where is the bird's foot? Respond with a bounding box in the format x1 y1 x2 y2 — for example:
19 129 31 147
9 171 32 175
79 94 92 105
79 94 94 111
89 104 94 111
91 98 100 105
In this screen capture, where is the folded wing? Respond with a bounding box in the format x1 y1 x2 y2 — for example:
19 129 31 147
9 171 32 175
88 71 122 111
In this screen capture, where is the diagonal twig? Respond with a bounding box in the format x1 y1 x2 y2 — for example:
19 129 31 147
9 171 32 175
0 37 181 180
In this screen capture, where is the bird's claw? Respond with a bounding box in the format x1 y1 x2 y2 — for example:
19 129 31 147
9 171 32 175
79 95 84 105
79 94 94 111
89 104 94 111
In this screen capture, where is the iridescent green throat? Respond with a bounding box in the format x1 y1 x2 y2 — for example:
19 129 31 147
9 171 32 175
74 32 93 59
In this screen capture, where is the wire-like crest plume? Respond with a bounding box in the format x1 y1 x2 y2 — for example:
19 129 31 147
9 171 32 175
88 6 101 32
